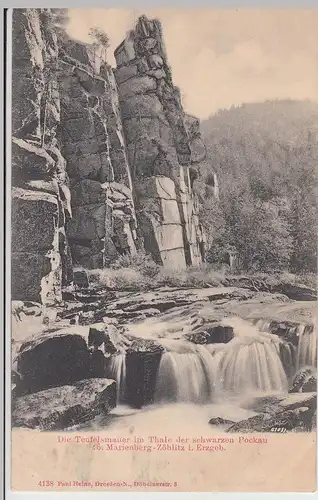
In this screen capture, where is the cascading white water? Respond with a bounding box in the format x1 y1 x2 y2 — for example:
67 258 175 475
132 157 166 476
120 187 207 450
154 341 218 404
106 318 291 405
216 337 288 394
297 325 317 370
256 318 317 373
153 318 288 404
107 354 126 403
256 319 296 381
214 318 288 395
278 340 296 380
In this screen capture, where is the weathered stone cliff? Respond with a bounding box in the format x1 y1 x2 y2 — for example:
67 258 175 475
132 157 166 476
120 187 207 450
11 10 207 304
12 9 72 304
114 15 206 268
58 41 138 269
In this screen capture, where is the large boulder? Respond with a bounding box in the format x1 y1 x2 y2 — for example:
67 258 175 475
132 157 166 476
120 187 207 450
274 283 317 301
258 319 306 346
184 323 234 344
290 367 317 393
73 269 89 289
223 276 317 301
209 417 235 427
11 188 61 303
12 378 116 430
227 408 313 433
14 330 91 396
229 393 317 433
88 321 131 354
125 339 164 408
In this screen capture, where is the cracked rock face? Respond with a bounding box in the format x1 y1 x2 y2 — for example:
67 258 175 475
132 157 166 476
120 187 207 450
12 9 73 304
12 10 208 304
115 15 206 268
58 45 138 269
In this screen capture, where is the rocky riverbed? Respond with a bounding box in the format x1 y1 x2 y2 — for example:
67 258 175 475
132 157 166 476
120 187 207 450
11 279 317 432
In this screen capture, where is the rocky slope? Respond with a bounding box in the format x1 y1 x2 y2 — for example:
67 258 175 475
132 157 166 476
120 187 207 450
12 280 317 426
12 9 207 305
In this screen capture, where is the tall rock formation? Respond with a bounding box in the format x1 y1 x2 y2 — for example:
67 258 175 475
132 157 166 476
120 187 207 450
114 15 206 268
11 10 207 304
12 9 72 304
58 40 138 269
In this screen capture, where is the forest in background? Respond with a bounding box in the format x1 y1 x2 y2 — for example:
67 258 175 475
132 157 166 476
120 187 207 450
196 99 318 275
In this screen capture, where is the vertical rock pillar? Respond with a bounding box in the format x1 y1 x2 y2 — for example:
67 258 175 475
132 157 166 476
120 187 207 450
58 41 138 268
114 15 206 268
12 9 72 303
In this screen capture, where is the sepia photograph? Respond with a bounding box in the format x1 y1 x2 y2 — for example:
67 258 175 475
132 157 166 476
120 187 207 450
8 7 317 492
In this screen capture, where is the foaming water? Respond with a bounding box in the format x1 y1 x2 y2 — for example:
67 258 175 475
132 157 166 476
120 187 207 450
75 402 257 433
105 317 293 408
256 318 317 372
107 354 126 403
297 325 317 370
216 338 288 394
215 317 288 395
154 318 288 403
154 343 217 404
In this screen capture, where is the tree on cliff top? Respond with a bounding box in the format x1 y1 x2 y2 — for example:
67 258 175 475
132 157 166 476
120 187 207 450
89 27 110 62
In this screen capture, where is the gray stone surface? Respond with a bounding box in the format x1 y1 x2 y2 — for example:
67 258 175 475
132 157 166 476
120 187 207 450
12 11 208 307
115 15 206 267
12 378 116 430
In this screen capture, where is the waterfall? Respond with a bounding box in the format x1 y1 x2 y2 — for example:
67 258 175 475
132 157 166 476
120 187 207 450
107 354 126 403
213 317 288 395
297 325 317 370
256 318 317 372
154 342 218 404
107 318 296 406
216 338 288 394
154 319 288 404
279 341 296 381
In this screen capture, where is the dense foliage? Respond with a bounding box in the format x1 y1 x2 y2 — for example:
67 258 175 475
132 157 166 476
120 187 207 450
197 100 318 273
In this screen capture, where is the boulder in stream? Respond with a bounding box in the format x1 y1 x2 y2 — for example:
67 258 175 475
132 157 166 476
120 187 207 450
290 367 317 393
12 378 116 430
209 417 235 427
228 393 317 433
88 321 131 354
125 339 164 408
14 330 91 396
184 323 234 344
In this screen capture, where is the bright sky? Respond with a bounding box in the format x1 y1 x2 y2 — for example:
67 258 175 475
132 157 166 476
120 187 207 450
66 9 318 120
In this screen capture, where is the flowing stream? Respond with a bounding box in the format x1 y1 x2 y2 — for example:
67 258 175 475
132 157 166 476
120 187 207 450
297 325 317 370
106 316 315 405
78 315 317 433
108 354 126 404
